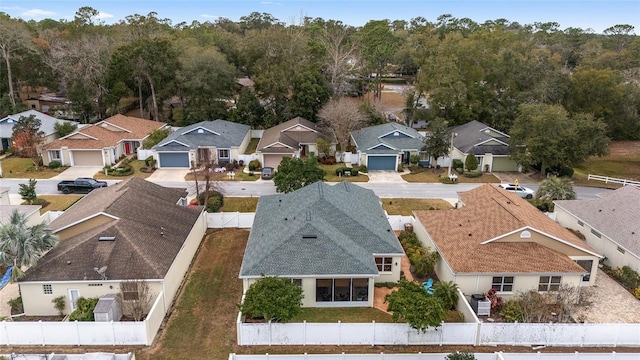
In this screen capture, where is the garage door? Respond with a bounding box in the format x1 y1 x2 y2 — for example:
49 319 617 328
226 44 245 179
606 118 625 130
71 150 103 166
159 153 190 168
367 155 396 170
263 154 288 169
492 157 519 172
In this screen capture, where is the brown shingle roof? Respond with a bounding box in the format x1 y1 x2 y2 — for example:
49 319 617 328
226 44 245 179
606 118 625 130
414 184 598 274
257 117 336 152
21 178 203 282
44 115 164 150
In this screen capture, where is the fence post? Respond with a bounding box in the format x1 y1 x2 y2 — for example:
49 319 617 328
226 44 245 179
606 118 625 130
338 320 341 346
40 320 45 346
268 320 272 346
372 321 376 346
112 320 116 345
76 320 81 346
303 320 306 346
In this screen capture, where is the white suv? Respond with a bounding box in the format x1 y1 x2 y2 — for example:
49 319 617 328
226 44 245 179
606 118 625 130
498 183 535 199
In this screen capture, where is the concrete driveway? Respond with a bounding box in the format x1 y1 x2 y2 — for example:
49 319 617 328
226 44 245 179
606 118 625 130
50 166 104 180
146 168 190 182
366 170 407 183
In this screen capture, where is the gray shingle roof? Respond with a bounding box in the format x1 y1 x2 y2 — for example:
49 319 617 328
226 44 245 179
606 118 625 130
153 120 250 151
0 110 78 138
351 123 424 152
555 186 640 257
449 120 510 154
239 182 404 278
257 117 336 153
22 178 203 282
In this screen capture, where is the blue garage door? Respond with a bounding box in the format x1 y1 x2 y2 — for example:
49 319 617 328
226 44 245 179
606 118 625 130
159 153 189 168
367 155 396 170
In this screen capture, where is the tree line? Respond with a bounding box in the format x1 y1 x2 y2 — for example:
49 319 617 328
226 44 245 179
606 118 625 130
0 8 639 140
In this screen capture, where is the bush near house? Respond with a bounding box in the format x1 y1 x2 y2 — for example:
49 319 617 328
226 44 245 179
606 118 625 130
248 159 261 171
69 297 99 321
197 190 224 212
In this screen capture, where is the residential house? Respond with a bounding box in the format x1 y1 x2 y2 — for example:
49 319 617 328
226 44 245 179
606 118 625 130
412 184 601 300
445 120 519 172
256 117 337 169
0 110 79 151
152 120 250 168
239 181 405 307
351 123 425 170
18 177 206 316
0 205 44 227
554 186 640 273
42 114 167 167
25 93 72 117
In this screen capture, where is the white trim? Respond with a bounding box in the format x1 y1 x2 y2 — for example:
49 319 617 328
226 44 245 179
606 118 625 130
52 212 120 234
378 129 418 139
475 137 509 147
480 225 603 258
239 273 378 280
96 120 132 133
479 126 510 138
181 126 220 136
263 142 295 150
281 123 317 133
59 131 98 141
157 139 190 148
366 143 397 151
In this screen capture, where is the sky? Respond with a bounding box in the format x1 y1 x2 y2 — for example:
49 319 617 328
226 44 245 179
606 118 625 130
1 0 639 33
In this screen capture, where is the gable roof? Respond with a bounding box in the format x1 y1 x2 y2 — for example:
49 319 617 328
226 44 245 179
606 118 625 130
22 177 202 282
0 110 79 138
154 120 249 151
414 184 599 274
450 120 511 155
351 123 424 154
257 117 336 154
240 182 404 278
43 114 164 150
554 186 640 257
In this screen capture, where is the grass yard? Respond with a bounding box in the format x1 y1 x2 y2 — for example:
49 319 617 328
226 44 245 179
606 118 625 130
402 167 500 184
29 195 83 214
0 157 67 179
320 163 369 182
572 141 640 187
244 138 260 154
290 307 393 323
381 198 453 215
94 160 153 180
220 197 259 212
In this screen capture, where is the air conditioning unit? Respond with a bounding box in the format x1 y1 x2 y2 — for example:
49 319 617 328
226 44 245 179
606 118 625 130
471 294 491 316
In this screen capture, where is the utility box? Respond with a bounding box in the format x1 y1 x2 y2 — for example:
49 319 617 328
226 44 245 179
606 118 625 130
93 294 122 322
471 294 491 316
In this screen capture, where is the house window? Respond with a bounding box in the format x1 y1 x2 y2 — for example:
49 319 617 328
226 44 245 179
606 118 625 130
218 149 230 159
43 284 53 294
121 282 139 301
617 246 626 254
577 220 584 226
590 229 602 238
375 257 393 272
49 150 61 161
419 151 429 160
538 276 561 292
491 276 514 292
316 278 369 302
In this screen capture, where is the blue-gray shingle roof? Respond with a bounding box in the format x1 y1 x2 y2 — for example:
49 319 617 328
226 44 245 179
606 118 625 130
0 110 78 138
351 123 424 152
239 182 404 278
449 120 510 154
153 120 249 151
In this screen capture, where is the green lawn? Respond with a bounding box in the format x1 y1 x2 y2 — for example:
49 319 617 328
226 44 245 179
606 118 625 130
0 157 67 179
244 138 260 154
290 307 393 323
381 198 453 215
402 167 500 184
320 163 369 182
94 160 152 180
220 197 260 212
27 195 83 214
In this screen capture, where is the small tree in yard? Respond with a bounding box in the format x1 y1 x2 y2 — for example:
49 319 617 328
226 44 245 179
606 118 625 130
535 175 576 201
11 115 45 169
53 121 77 137
464 154 478 171
52 296 66 316
422 117 450 167
239 276 304 322
119 279 153 321
273 155 326 193
385 279 445 332
18 178 38 205
315 137 334 159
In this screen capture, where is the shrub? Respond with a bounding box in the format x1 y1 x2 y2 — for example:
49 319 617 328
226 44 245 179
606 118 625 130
397 163 404 172
633 288 640 300
409 165 421 173
455 167 464 174
198 190 224 212
409 154 420 165
439 176 456 184
444 309 464 323
501 299 525 322
358 164 367 173
248 159 261 171
483 289 504 311
463 170 482 178
452 159 463 170
52 296 66 316
7 296 23 314
335 167 353 176
465 154 478 171
446 351 477 360
610 266 640 290
324 156 336 165
69 297 99 321
374 282 398 289
48 160 62 169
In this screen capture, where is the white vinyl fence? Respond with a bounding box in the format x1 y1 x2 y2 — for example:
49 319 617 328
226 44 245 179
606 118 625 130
137 148 154 161
229 353 639 360
1 354 134 360
0 291 166 346
207 213 410 231
236 320 640 348
587 174 640 187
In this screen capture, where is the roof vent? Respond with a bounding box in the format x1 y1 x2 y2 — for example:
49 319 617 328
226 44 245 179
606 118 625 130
101 123 108 127
197 129 204 133
302 234 317 239
393 131 399 136
98 236 115 241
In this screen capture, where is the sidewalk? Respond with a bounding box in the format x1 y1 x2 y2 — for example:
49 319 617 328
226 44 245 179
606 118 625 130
491 171 538 185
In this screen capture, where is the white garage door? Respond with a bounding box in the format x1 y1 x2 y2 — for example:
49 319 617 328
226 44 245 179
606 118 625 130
72 150 103 166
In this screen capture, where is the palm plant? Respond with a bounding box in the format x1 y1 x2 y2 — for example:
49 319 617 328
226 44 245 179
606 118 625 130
535 175 576 201
0 210 58 281
433 281 459 310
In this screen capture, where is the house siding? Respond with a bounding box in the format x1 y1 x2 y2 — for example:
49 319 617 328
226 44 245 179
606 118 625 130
56 215 116 241
453 273 583 300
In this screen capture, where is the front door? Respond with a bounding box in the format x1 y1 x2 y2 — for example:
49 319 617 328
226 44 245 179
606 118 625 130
124 142 131 154
68 289 80 311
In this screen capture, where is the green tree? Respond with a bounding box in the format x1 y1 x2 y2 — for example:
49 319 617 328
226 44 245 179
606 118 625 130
464 154 478 171
433 281 460 310
412 249 440 279
273 156 326 193
0 210 58 281
53 121 78 138
142 128 171 149
509 104 609 175
423 118 450 167
239 276 303 322
18 178 38 205
384 279 445 332
288 69 332 121
230 88 266 128
535 176 576 201
361 20 398 101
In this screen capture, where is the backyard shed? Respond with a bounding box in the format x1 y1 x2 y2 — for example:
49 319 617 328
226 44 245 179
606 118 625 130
93 294 122 322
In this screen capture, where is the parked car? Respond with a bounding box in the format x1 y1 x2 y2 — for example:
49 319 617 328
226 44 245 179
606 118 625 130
498 183 535 199
57 177 108 194
261 167 274 180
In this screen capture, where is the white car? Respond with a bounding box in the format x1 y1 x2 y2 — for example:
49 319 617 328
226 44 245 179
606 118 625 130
498 183 535 199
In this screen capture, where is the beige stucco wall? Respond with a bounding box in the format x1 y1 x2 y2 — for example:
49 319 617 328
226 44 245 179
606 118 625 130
237 130 252 156
555 208 640 273
494 230 593 257
55 215 115 241
375 255 403 283
412 217 456 284
453 273 583 300
19 280 163 316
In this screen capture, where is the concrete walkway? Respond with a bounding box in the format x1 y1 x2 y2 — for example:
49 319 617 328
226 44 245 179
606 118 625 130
574 269 640 323
50 166 104 180
0 282 20 319
145 168 190 182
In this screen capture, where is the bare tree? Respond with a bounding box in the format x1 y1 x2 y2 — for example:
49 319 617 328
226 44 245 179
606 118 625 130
319 23 359 97
318 97 368 154
119 279 153 321
0 16 35 111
